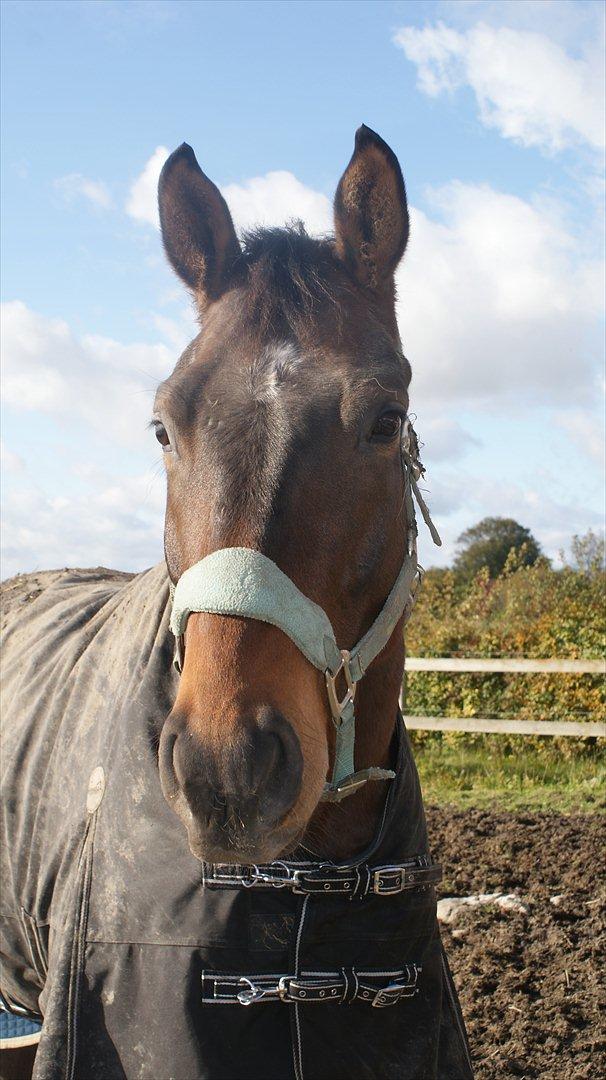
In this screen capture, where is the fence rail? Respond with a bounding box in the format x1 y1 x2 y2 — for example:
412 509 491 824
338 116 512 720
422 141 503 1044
402 656 606 737
405 657 605 674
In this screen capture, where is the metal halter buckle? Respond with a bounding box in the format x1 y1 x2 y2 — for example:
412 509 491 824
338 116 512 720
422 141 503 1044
325 649 356 723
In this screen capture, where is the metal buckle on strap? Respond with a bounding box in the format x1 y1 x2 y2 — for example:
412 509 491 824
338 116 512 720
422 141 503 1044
373 866 406 895
240 864 292 889
325 649 356 723
371 973 420 1008
291 868 315 895
373 861 442 894
237 978 284 1005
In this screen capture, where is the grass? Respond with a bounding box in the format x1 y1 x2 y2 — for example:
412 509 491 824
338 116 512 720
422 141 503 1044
412 736 606 814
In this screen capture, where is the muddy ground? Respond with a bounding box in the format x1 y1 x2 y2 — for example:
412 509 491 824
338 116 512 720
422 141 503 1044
427 807 605 1080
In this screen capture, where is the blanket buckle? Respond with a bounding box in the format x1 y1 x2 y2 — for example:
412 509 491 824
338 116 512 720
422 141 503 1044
237 978 282 1005
373 866 404 895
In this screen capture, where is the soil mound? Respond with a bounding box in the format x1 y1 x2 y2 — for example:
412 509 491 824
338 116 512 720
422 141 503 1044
427 807 605 1079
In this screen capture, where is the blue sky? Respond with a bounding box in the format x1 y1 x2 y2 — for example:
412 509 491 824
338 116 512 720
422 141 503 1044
2 0 604 575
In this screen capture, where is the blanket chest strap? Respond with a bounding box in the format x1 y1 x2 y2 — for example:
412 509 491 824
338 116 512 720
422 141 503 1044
203 857 442 898
201 965 421 1007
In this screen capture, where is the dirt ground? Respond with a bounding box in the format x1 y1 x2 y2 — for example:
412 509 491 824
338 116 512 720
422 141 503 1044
427 806 605 1080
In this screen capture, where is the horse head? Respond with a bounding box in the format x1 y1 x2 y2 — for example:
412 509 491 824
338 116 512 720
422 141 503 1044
156 126 414 863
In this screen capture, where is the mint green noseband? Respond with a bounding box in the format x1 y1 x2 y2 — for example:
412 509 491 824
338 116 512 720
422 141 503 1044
170 421 441 802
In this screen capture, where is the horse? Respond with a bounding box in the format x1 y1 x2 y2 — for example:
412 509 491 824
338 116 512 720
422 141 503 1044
0 126 473 1079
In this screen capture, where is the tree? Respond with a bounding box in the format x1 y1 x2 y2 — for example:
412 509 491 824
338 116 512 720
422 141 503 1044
453 517 541 579
567 530 605 576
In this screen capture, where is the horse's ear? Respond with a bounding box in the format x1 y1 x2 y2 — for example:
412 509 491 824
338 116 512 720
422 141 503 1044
158 143 241 304
334 125 409 291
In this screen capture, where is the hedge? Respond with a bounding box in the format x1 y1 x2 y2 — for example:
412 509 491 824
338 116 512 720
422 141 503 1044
404 547 605 757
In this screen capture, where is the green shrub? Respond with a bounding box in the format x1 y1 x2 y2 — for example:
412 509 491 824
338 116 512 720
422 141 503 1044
404 541 605 759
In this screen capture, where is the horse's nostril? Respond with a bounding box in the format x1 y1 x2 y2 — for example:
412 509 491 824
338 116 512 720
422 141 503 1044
160 708 303 841
250 709 303 826
158 718 182 802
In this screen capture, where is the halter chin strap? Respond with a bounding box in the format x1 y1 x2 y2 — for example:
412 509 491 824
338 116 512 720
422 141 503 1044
169 420 441 802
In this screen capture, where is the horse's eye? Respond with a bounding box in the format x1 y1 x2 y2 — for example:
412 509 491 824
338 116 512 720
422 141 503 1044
154 422 171 449
371 410 403 442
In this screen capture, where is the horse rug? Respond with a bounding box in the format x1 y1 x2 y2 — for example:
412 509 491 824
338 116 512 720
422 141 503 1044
0 565 473 1079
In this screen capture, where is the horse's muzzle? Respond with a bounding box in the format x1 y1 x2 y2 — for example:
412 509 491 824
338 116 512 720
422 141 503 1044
158 706 303 863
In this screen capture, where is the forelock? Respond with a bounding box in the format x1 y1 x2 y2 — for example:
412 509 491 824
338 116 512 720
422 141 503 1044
237 223 347 335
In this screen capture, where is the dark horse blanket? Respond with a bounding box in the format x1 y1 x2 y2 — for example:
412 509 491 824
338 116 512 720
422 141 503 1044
0 566 473 1079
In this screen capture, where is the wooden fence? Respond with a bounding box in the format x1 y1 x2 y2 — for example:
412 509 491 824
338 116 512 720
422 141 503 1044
401 657 606 738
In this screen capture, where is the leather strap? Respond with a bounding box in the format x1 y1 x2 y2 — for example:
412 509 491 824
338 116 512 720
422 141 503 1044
346 558 421 682
201 965 421 1007
202 855 442 898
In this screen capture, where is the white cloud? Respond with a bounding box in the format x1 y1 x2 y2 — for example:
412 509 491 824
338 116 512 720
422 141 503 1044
54 173 113 209
151 311 195 353
394 20 605 155
222 171 332 236
125 145 170 227
415 418 480 463
438 1 604 51
1 300 175 449
126 147 333 237
0 440 24 473
1 467 164 579
398 181 604 408
0 301 199 576
555 408 605 465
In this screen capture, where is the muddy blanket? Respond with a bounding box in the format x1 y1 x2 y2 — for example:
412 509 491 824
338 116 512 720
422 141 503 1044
1 566 472 1079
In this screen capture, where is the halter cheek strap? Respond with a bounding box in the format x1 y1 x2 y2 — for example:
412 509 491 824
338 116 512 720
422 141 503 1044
169 421 441 802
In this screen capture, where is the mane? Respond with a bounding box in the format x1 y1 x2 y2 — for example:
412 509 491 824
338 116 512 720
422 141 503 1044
237 223 345 333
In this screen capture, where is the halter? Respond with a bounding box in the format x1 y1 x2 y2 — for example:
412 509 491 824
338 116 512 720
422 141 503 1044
169 419 441 802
